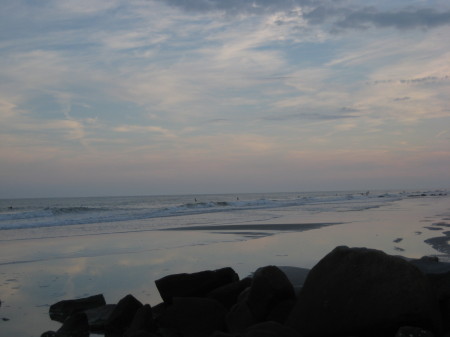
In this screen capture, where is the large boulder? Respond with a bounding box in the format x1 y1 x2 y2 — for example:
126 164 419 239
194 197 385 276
84 304 116 333
247 265 296 321
49 294 106 323
226 266 295 333
105 294 143 336
244 321 298 337
41 312 90 337
124 304 157 337
156 297 227 337
155 267 239 304
286 246 442 337
207 277 253 310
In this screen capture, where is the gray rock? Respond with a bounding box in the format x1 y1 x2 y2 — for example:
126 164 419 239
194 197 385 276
124 304 156 337
247 265 296 321
155 267 239 304
244 321 297 337
84 304 115 332
207 277 252 310
286 246 442 337
156 297 227 337
105 294 143 336
226 299 256 333
49 294 106 323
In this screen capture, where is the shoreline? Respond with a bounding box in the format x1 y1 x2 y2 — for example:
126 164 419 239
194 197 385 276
0 195 449 336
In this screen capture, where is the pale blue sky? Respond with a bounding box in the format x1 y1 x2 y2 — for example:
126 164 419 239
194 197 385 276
1 0 450 198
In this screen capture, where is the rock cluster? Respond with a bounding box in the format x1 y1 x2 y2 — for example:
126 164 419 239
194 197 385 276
41 246 450 337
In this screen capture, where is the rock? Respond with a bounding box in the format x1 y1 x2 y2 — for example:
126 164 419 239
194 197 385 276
156 297 227 337
286 246 442 337
409 256 450 334
49 294 106 323
265 299 295 324
247 265 296 321
226 299 256 333
207 277 252 309
125 332 159 337
41 312 90 337
105 294 143 336
84 304 116 332
244 321 298 337
395 326 435 337
155 267 239 304
426 271 450 334
57 312 90 337
227 266 295 333
277 266 310 294
124 304 157 337
409 256 450 274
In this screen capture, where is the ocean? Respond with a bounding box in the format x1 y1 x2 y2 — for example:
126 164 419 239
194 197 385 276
1 189 449 336
0 189 429 239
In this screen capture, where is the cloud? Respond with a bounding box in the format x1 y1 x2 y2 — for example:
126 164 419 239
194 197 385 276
156 0 450 31
113 125 177 139
156 0 311 15
263 111 359 122
333 7 450 31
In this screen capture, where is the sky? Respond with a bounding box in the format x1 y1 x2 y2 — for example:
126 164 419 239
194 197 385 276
1 0 450 198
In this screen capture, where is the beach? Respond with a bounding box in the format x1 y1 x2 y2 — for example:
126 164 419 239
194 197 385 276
0 192 449 336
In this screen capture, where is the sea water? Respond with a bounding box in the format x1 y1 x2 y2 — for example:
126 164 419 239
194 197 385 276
1 189 450 336
0 190 424 237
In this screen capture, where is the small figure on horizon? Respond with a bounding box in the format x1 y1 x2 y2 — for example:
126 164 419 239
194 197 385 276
195 198 197 202
236 197 239 201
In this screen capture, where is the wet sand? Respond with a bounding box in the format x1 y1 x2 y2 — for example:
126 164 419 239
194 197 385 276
0 195 449 336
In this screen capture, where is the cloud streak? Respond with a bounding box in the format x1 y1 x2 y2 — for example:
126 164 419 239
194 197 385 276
158 0 450 31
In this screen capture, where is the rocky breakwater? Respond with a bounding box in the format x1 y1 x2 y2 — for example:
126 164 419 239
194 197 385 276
41 246 450 337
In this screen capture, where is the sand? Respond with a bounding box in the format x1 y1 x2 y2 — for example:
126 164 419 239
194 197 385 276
0 195 449 336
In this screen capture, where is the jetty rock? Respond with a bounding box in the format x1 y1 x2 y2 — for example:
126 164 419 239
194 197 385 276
41 246 450 337
286 246 442 337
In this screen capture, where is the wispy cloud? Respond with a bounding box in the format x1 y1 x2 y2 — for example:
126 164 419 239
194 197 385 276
1 0 449 196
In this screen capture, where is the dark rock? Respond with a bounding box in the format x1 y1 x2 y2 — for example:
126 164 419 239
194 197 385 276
124 304 156 337
125 332 159 337
210 332 238 337
207 277 252 309
226 266 295 333
105 294 143 336
277 266 310 294
247 265 296 321
266 299 295 324
45 312 89 337
244 321 298 337
427 271 450 333
58 312 90 337
156 297 227 337
150 302 167 319
155 267 239 304
286 246 442 337
49 294 106 323
409 256 450 274
395 326 434 337
226 299 256 333
84 304 116 332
